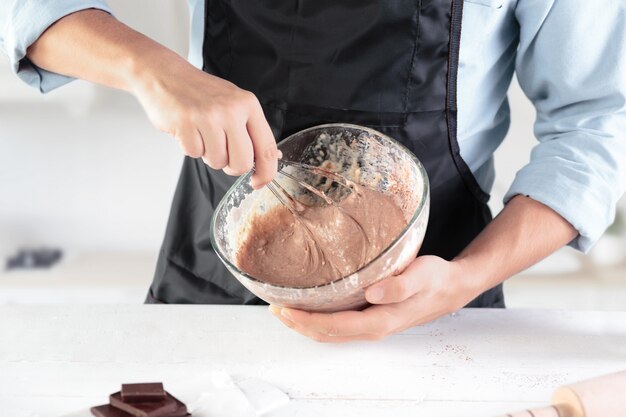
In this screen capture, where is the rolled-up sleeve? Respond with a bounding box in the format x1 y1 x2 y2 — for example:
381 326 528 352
0 0 113 93
505 0 626 252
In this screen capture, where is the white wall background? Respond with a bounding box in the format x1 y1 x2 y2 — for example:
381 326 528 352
0 1 189 255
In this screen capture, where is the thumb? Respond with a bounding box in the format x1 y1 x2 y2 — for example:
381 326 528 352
365 256 439 304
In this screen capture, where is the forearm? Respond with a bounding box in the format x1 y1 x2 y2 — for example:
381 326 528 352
26 9 187 92
26 8 279 187
455 195 578 295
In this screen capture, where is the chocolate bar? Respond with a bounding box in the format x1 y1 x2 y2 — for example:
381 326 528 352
110 392 186 417
121 383 166 402
90 383 189 417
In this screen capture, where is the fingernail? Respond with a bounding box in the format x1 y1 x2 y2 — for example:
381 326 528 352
268 305 280 315
368 287 384 302
281 308 292 321
277 150 283 159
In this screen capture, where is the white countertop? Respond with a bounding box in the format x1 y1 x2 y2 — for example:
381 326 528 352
1 305 625 417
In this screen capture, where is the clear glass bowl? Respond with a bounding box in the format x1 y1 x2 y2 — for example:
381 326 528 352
210 123 430 312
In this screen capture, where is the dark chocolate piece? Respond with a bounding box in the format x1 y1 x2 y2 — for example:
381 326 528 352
109 392 188 417
92 382 189 417
91 404 133 417
121 383 166 402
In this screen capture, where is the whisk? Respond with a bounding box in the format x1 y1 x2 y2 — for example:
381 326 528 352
265 160 370 271
267 160 357 212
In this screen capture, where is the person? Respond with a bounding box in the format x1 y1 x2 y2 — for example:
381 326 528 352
2 1 625 343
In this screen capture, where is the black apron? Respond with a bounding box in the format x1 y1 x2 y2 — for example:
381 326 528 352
147 0 505 308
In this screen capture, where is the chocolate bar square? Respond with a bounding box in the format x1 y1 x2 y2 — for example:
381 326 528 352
121 383 166 402
109 391 188 417
91 404 133 417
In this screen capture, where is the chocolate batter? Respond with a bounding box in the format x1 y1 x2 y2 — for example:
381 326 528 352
236 187 407 287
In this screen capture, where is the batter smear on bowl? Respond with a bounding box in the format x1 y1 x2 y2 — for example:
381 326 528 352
236 186 407 287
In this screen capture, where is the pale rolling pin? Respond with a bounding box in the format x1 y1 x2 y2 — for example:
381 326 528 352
496 370 626 417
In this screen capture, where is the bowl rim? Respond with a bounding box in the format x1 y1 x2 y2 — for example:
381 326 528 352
209 123 430 291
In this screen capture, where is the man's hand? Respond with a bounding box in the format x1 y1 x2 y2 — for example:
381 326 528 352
269 255 480 343
131 61 279 189
27 9 279 189
269 195 578 343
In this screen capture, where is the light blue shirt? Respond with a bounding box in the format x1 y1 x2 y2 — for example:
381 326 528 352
2 0 626 253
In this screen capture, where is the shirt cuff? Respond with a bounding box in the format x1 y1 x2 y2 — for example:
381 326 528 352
2 0 113 93
503 141 621 253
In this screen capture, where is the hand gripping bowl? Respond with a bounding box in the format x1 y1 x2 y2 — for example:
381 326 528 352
210 124 430 312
